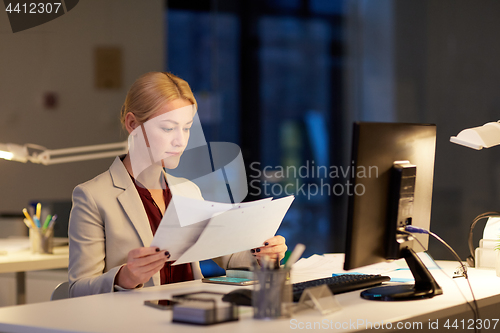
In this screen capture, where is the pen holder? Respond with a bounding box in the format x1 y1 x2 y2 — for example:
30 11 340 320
253 267 292 319
29 228 54 254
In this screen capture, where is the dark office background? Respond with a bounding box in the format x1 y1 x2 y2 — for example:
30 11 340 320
2 0 500 266
165 0 500 263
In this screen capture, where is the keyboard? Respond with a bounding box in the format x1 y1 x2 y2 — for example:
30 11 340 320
292 274 391 302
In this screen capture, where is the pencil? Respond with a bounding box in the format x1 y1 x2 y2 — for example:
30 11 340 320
284 243 305 269
48 214 57 230
36 202 41 220
33 216 41 229
43 214 52 230
22 208 36 229
23 218 32 229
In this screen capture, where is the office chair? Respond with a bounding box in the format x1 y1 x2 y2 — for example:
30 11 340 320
50 281 69 301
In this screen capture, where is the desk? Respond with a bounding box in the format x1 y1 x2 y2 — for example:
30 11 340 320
0 246 69 304
0 260 499 333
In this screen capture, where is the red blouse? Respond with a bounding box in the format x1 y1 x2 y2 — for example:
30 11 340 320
132 176 194 284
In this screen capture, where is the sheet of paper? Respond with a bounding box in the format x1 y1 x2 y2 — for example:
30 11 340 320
289 253 408 284
290 254 345 283
172 195 272 227
150 199 209 261
0 237 30 255
150 196 275 261
172 195 295 265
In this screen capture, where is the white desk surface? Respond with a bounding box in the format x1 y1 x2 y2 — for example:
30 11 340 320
0 258 499 333
0 246 69 273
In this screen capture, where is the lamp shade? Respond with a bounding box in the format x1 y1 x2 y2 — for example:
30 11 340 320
450 121 500 150
0 143 29 162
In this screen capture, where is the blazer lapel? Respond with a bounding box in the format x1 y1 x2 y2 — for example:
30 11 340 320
109 157 153 247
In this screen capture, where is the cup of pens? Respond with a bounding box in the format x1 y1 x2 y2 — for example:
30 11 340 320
29 227 54 254
252 260 292 320
23 203 57 254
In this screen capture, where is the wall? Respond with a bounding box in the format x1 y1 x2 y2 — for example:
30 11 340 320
0 0 164 213
344 0 395 135
395 0 500 259
348 0 500 259
0 0 163 306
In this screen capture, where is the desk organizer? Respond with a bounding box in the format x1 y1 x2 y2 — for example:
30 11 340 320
29 228 54 254
475 239 498 269
253 267 292 319
172 291 238 325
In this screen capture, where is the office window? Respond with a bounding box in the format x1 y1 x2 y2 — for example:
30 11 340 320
166 1 345 259
257 16 334 255
167 9 240 144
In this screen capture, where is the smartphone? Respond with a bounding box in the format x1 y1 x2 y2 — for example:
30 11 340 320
202 276 256 286
144 299 178 310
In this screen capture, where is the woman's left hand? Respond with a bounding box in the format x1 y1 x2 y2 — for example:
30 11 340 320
251 235 287 263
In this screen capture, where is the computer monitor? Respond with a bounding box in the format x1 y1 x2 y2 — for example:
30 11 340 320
343 122 442 301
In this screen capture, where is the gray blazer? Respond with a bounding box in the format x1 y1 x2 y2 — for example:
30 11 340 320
68 156 252 297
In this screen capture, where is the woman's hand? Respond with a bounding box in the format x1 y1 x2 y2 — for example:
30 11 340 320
251 235 287 263
115 247 170 289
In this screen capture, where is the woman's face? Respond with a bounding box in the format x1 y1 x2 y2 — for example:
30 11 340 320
141 99 195 169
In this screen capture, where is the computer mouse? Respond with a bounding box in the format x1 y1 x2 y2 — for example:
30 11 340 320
222 288 253 306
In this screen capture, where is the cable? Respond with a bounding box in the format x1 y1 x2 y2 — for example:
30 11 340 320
403 226 480 333
467 212 500 267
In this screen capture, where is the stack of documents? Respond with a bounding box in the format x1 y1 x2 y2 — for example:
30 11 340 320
290 252 440 284
151 195 294 265
290 253 402 284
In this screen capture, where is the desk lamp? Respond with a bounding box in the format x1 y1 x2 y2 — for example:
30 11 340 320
0 141 127 165
450 121 500 150
450 121 500 267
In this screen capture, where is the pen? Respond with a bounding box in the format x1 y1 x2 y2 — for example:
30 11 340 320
23 218 32 229
260 255 270 270
48 214 57 230
284 243 305 269
36 202 42 220
43 214 52 230
33 216 41 229
22 208 36 229
274 256 280 269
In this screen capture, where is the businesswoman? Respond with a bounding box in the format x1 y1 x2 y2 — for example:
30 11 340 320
68 72 287 297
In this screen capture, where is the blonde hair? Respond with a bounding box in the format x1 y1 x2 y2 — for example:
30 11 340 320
120 72 197 127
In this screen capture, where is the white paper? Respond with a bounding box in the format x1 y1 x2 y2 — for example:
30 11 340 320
171 195 294 265
172 195 272 227
290 252 438 284
150 195 289 262
0 237 30 255
150 199 207 261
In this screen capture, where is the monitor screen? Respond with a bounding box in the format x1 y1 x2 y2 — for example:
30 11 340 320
343 122 441 301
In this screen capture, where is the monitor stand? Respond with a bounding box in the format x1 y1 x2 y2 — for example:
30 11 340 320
360 248 443 301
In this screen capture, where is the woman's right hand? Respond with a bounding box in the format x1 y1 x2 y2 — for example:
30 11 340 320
115 247 170 289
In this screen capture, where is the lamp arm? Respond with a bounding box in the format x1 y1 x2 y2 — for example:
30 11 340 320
33 141 128 165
